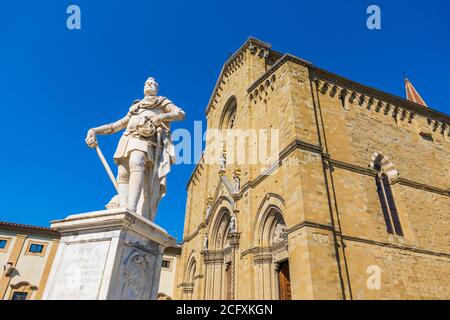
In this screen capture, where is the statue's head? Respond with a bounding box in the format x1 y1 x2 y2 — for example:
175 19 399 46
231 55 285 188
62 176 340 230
144 77 159 96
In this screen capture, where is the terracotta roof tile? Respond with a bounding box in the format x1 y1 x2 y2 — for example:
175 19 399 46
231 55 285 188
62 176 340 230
0 221 59 236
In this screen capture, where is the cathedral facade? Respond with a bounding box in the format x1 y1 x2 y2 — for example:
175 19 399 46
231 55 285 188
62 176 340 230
175 38 450 300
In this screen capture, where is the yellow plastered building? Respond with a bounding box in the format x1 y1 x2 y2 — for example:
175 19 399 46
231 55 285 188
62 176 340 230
0 222 60 300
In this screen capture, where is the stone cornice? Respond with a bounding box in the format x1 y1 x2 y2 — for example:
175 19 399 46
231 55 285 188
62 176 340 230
243 47 448 125
328 159 450 197
241 242 288 259
285 220 335 235
233 139 323 201
310 66 450 125
398 177 450 197
181 222 205 244
341 234 450 259
267 219 450 258
329 158 377 177
201 247 233 263
247 53 312 94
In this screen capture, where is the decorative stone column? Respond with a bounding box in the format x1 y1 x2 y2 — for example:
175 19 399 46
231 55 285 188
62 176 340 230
227 232 240 300
273 262 280 300
42 208 176 300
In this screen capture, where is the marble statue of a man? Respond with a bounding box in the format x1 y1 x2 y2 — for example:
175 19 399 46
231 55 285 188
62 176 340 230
85 77 185 221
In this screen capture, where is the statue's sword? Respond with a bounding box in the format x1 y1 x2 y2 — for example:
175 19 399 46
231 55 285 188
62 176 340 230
152 127 163 180
94 144 119 193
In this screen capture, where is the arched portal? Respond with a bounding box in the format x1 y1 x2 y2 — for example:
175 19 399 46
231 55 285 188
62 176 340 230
253 194 290 300
204 203 236 300
183 253 197 300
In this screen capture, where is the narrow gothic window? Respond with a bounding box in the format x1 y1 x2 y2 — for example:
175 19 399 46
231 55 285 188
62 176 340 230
220 97 237 130
376 173 403 236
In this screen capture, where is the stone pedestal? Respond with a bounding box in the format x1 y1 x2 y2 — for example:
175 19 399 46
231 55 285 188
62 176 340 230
42 208 176 300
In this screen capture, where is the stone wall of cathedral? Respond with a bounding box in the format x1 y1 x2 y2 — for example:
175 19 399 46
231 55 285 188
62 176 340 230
312 64 450 299
175 38 450 300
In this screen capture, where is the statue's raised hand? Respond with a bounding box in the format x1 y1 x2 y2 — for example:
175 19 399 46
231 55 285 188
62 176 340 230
85 129 98 148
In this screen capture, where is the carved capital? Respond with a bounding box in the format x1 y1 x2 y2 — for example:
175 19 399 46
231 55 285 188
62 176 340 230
227 232 240 247
273 262 280 272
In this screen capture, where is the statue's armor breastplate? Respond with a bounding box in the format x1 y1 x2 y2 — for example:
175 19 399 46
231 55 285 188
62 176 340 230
125 109 161 138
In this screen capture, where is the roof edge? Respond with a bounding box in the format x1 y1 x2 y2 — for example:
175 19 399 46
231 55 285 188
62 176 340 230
204 37 274 115
0 221 60 237
246 51 448 123
310 66 449 123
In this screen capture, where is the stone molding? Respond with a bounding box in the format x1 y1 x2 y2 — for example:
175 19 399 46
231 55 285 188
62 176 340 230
181 138 449 244
312 70 449 135
247 53 311 94
286 219 450 258
241 239 289 260
246 49 449 129
50 208 176 247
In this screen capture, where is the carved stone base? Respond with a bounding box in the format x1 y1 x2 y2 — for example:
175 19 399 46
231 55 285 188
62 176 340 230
42 208 176 300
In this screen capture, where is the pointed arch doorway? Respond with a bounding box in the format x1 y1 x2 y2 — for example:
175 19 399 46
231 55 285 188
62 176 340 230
254 199 290 300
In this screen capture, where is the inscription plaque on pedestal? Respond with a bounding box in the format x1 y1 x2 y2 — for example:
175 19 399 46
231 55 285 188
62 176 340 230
48 241 110 300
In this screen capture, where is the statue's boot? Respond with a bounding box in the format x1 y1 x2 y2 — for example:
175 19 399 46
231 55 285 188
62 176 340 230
118 183 129 208
127 170 144 214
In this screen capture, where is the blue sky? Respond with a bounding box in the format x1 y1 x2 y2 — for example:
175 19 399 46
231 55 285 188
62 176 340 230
0 0 448 241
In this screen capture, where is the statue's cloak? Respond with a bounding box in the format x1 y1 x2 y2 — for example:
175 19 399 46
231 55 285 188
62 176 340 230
151 124 176 219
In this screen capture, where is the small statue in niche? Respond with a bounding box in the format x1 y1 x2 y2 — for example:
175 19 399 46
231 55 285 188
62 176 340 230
233 168 241 193
229 213 237 233
203 235 208 250
205 195 213 220
219 150 226 171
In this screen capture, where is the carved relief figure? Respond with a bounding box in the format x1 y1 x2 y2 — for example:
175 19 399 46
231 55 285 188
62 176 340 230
121 254 150 300
272 222 286 245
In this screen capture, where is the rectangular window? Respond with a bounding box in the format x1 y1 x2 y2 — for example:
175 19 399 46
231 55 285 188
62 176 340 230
25 241 47 257
11 292 28 300
0 238 10 253
162 260 171 269
29 243 44 253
